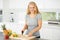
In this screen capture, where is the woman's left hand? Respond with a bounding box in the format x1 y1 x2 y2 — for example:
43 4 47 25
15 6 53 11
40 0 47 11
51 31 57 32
28 32 33 37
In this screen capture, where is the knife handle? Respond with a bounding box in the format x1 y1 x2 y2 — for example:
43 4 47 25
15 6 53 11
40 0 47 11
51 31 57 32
22 31 24 35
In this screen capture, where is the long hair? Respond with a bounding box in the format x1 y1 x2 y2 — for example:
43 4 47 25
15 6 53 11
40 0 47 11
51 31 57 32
26 1 40 15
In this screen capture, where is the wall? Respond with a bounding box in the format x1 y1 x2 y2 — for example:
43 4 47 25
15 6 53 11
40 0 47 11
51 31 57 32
9 0 60 9
3 0 60 22
0 0 3 10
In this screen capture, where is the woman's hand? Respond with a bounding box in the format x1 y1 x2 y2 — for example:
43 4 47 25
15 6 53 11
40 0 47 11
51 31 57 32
21 29 24 32
28 32 33 37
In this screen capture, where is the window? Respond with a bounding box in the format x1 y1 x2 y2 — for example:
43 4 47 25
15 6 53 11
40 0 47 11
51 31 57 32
41 12 56 21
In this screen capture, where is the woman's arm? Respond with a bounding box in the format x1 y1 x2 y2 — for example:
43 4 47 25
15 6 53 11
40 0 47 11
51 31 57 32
23 24 28 31
28 20 42 36
22 20 28 31
22 15 28 31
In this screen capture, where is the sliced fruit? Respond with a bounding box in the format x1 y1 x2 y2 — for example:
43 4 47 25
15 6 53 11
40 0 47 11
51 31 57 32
11 33 18 37
7 30 12 36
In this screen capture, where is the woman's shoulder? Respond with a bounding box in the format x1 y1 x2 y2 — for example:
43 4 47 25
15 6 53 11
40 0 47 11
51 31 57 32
36 13 42 19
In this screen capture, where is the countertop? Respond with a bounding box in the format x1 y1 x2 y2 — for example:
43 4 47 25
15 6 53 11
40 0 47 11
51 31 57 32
9 38 48 40
0 32 48 40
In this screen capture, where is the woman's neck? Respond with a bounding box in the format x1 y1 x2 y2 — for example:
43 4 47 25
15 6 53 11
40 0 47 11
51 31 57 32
29 12 36 18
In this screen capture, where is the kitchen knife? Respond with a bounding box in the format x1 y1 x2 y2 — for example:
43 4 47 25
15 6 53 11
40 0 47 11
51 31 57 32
22 31 24 35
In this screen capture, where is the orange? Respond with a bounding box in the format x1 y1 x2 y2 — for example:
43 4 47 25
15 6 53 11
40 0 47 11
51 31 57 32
7 30 12 33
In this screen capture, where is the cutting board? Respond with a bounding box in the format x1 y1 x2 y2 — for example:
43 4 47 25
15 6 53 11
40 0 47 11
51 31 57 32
9 34 35 40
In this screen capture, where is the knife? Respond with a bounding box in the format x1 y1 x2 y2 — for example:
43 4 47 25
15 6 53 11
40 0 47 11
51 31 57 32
22 31 24 35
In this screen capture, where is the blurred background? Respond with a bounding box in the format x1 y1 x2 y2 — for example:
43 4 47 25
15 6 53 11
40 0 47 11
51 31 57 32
0 0 60 40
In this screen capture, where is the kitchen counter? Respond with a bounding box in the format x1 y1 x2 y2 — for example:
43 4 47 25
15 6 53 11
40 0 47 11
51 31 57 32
9 38 48 40
0 37 49 40
0 38 48 40
28 38 48 40
0 22 60 39
0 32 48 40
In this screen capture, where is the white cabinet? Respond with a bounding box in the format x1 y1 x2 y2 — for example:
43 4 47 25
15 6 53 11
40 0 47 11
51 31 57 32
40 23 60 39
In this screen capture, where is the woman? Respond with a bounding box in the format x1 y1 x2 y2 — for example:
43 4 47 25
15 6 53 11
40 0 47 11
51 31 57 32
22 1 42 38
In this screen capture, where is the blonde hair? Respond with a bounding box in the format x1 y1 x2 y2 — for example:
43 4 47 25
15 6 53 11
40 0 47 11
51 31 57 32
27 1 40 15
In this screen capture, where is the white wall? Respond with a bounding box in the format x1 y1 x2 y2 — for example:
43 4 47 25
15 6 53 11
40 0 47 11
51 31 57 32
9 0 60 9
3 0 60 22
3 0 10 22
0 0 3 9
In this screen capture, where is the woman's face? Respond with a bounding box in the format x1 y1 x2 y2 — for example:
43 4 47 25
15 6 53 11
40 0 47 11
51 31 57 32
29 4 36 13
